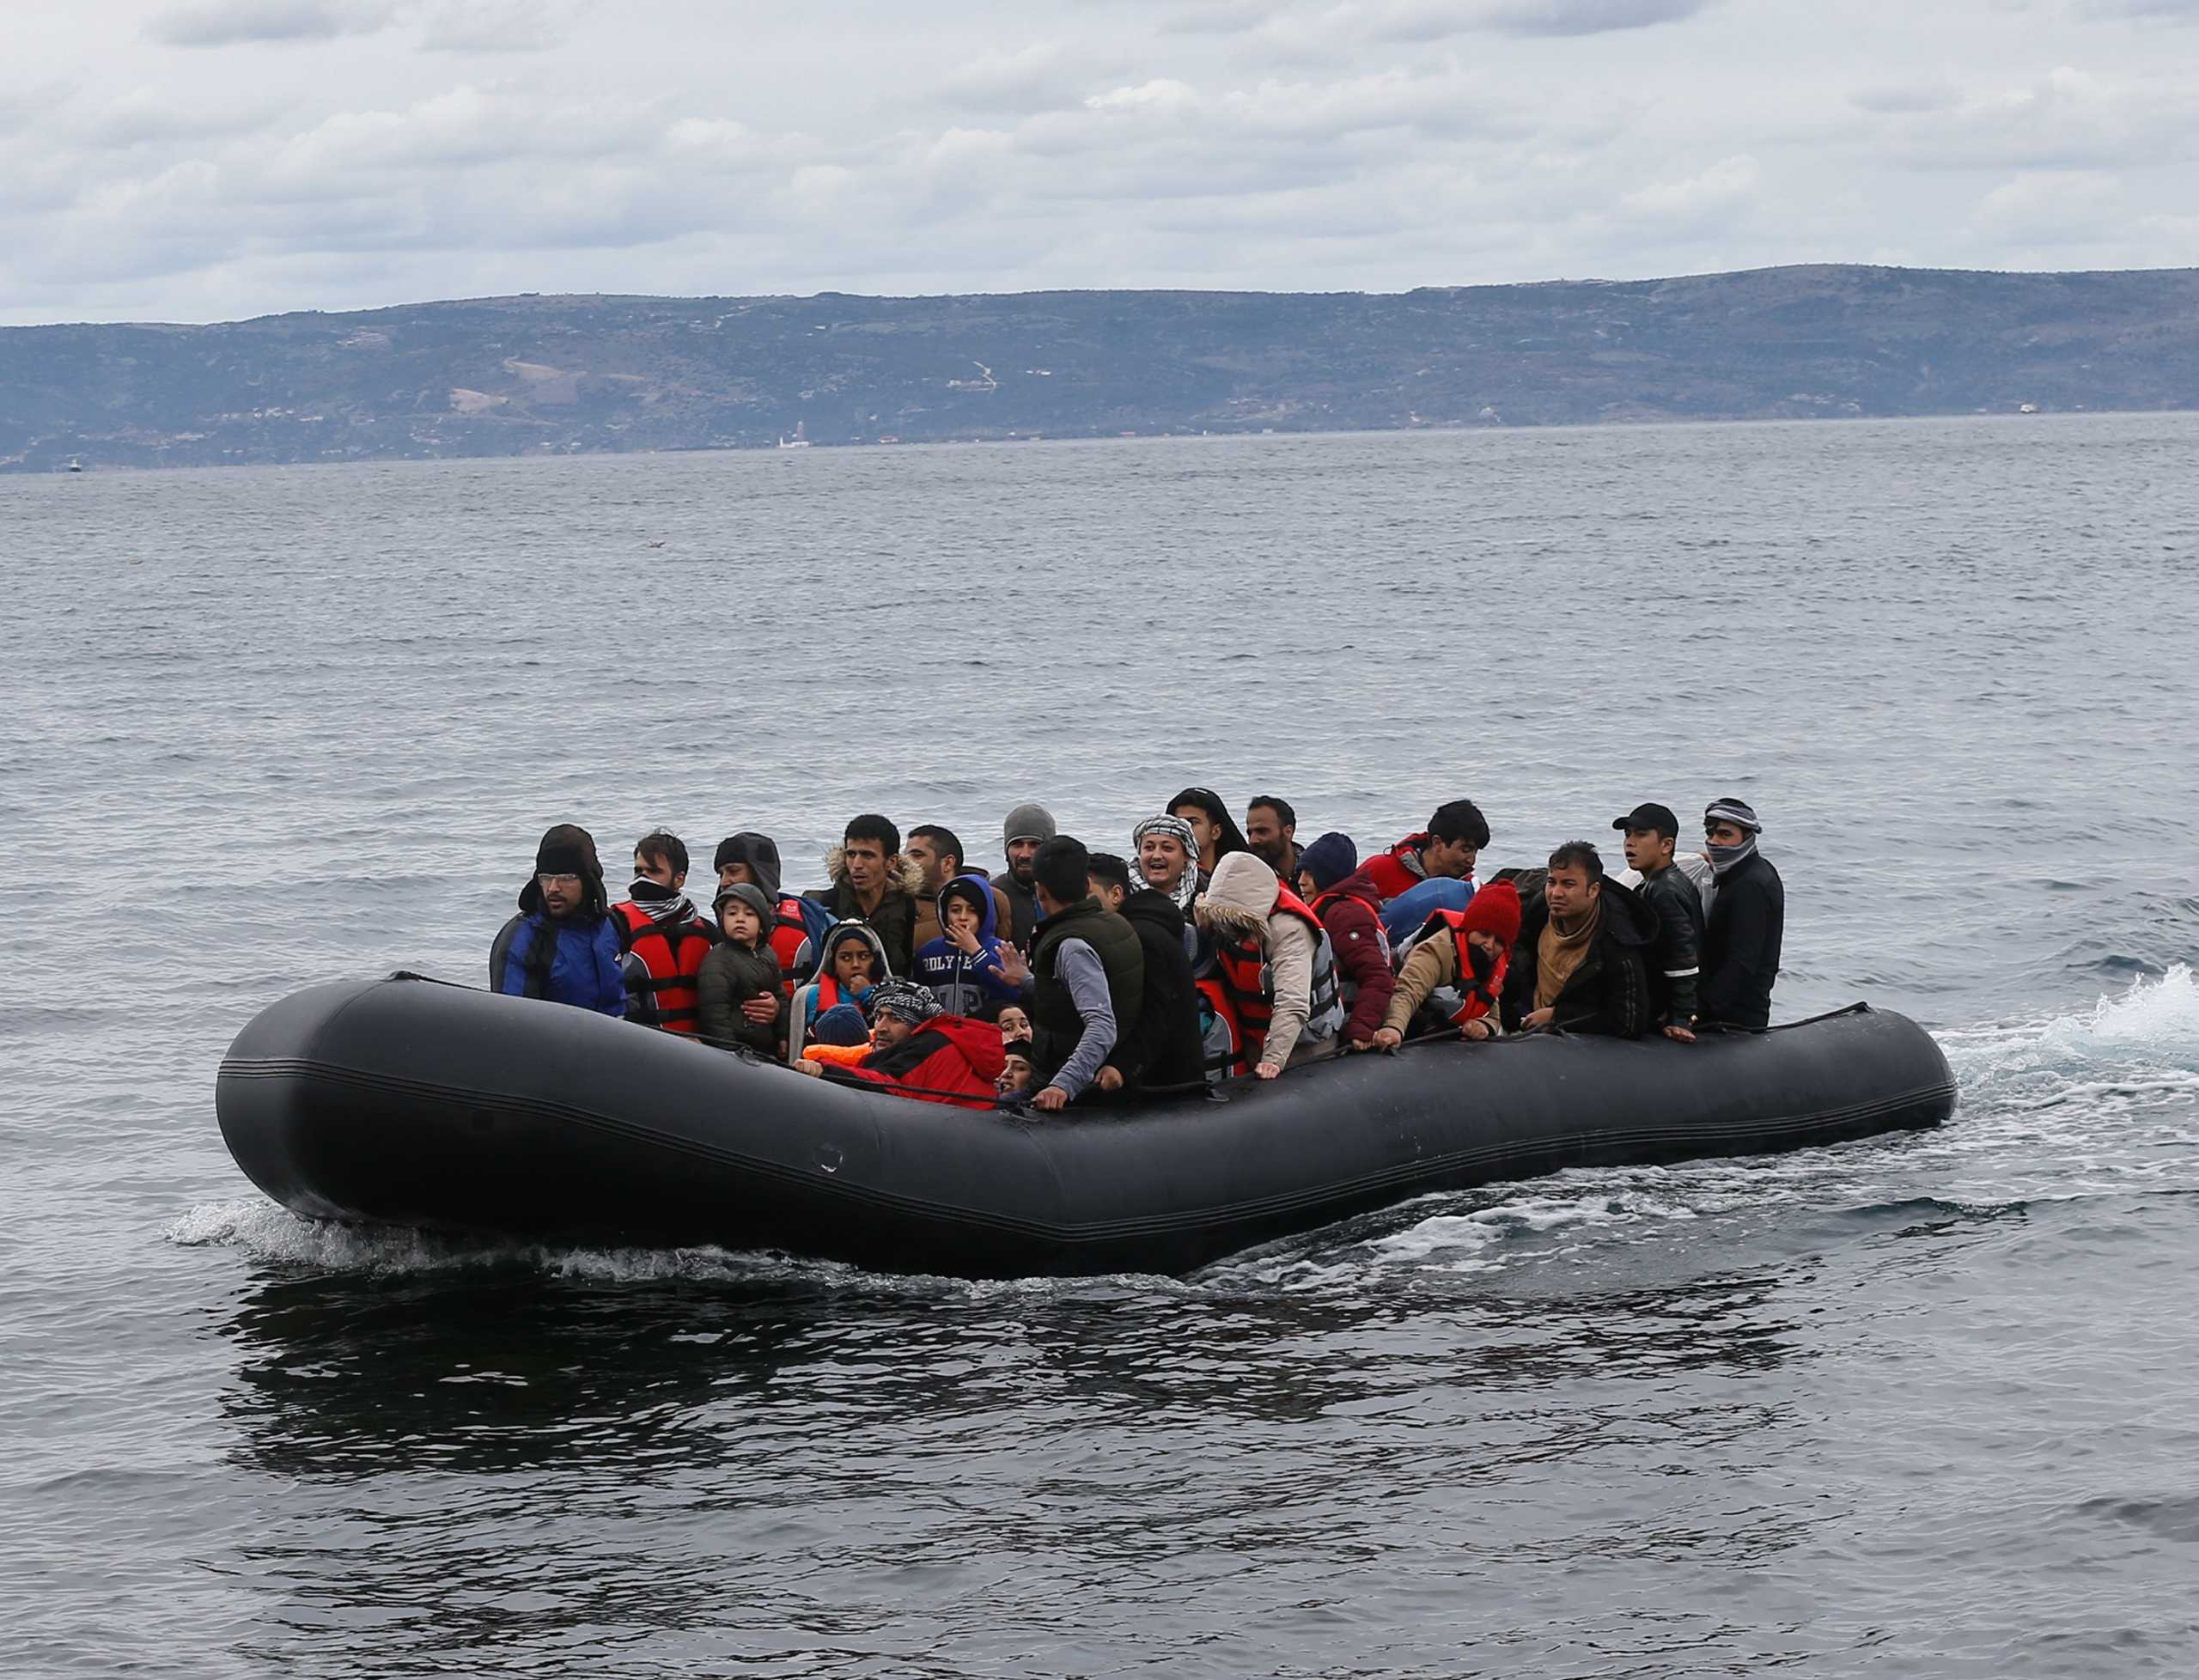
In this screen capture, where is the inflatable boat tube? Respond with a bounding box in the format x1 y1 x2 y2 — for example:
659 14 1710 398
216 975 1957 1279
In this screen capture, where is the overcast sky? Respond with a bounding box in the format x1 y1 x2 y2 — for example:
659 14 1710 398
4 0 2197 325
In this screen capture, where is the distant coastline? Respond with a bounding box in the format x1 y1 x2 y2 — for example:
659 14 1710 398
5 262 2196 473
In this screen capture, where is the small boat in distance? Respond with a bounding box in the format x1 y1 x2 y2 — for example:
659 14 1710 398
65 457 83 472
777 422 812 449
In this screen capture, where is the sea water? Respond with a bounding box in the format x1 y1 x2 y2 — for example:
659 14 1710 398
5 416 2198 1677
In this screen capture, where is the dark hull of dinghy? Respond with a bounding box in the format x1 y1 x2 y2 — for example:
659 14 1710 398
216 975 1957 1279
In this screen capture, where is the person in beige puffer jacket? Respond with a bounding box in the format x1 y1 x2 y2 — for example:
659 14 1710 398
1194 851 1344 1079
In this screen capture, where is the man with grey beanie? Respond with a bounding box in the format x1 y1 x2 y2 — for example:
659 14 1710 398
992 801 1057 951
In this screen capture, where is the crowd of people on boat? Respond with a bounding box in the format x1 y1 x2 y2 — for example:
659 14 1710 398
489 789 1786 1111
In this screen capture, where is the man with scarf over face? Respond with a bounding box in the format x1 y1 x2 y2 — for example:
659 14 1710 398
612 829 721 1033
1697 798 1784 1030
490 824 627 1015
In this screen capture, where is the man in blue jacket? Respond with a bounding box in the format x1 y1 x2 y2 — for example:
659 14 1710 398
489 825 627 1015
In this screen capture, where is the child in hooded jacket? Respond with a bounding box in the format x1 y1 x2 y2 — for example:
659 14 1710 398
697 884 784 1056
909 873 1020 1020
789 922 891 1063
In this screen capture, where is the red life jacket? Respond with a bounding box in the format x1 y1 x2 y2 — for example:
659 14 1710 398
1194 976 1250 1080
769 896 815 996
1359 836 1430 901
612 903 715 1033
1419 909 1509 1026
1207 882 1340 1063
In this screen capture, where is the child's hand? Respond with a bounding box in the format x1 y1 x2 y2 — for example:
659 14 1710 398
949 923 981 954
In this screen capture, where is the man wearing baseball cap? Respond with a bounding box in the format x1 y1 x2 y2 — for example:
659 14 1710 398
1611 802 1704 1041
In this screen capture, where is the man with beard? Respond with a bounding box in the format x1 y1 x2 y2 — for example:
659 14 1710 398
611 829 720 1034
992 802 1056 950
1244 795 1301 878
1502 842 1657 1038
1697 798 1785 1031
805 813 921 977
907 823 1014 953
1369 878 1523 1047
490 824 627 1015
1086 851 1203 1096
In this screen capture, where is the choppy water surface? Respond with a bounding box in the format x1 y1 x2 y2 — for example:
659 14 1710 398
7 417 2199 1677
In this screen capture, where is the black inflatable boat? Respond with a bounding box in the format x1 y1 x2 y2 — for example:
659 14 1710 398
216 975 1956 1278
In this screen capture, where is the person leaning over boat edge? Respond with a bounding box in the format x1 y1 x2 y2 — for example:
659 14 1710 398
805 813 921 977
1697 798 1785 1031
994 837 1144 1111
1502 841 1657 1038
1195 850 1346 1079
795 978 1003 1110
1087 851 1204 1097
1370 877 1523 1049
1613 801 1704 1044
489 824 626 1016
612 829 718 1035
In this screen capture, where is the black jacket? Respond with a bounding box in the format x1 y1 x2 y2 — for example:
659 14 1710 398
1105 888 1206 1095
1501 878 1657 1038
1636 864 1706 1026
990 869 1040 951
1699 851 1784 1031
696 942 783 1056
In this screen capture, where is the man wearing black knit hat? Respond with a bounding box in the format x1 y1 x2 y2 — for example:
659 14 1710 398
489 824 627 1015
1697 798 1784 1031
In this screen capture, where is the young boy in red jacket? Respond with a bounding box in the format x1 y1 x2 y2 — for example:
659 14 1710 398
797 979 1005 1109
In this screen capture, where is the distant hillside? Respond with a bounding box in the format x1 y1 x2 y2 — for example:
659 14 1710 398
4 264 2197 471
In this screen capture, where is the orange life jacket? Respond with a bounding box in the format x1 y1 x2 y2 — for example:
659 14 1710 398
1205 883 1342 1066
613 903 715 1033
1417 908 1509 1026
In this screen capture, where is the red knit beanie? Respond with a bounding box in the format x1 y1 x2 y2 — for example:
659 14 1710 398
1457 878 1522 947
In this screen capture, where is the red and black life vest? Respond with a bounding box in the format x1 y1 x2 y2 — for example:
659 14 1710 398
769 896 816 996
613 903 715 1033
1199 882 1343 1074
1417 908 1508 1026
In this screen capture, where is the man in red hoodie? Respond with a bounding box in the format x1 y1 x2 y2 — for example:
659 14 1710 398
799 978 1005 1109
1359 800 1489 904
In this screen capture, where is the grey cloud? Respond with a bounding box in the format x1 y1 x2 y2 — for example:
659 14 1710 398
1849 83 1960 114
940 43 1116 113
147 0 397 46
418 0 578 53
1465 0 1713 34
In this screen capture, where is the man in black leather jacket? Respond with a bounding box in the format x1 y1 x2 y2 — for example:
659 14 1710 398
1612 802 1705 1043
